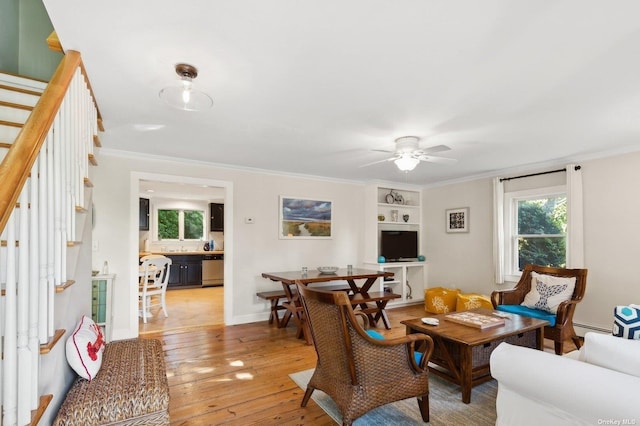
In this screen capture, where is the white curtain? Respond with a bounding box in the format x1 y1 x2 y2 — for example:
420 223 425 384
493 177 505 284
566 164 584 268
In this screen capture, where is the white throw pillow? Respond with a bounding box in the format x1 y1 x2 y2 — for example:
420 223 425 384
579 332 640 377
65 315 105 381
521 271 576 314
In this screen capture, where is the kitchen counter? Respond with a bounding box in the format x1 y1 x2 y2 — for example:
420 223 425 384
140 250 224 256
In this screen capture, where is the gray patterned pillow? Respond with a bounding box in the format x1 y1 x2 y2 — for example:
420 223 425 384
521 272 576 314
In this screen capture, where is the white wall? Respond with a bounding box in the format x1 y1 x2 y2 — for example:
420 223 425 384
423 151 640 333
92 152 365 339
422 178 495 293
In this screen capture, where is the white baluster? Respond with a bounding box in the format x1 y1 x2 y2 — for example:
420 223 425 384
29 158 40 408
39 137 50 343
17 186 31 425
3 212 17 425
47 125 55 338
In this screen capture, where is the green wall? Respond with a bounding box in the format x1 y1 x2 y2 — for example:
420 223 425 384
0 0 61 80
0 0 20 73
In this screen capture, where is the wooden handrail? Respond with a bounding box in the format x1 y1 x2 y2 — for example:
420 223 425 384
0 50 81 234
46 31 104 131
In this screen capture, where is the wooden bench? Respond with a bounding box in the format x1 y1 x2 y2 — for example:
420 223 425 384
257 285 351 328
256 290 289 327
349 291 401 329
54 338 169 425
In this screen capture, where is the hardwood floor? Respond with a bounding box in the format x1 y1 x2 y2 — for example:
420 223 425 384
139 286 224 335
141 292 577 425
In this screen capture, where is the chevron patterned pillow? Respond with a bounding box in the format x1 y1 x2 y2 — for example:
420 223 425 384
613 305 640 340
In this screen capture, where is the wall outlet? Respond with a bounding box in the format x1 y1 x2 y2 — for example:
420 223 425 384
92 240 99 251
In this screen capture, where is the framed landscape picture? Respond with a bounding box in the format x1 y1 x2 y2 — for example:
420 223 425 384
446 207 469 233
279 196 332 239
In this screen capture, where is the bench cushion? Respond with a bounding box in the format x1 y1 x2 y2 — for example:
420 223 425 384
496 304 556 327
55 338 169 426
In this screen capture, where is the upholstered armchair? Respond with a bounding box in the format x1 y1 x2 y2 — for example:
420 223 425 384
296 282 434 426
491 264 588 355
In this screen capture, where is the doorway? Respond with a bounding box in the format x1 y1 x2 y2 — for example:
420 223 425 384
131 172 233 336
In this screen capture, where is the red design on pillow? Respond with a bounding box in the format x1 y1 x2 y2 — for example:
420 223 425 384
86 323 104 361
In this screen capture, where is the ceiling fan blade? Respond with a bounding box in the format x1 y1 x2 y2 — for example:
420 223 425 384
417 155 457 164
371 148 395 153
359 157 396 168
422 144 451 154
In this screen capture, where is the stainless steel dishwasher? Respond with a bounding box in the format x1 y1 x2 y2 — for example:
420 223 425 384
202 254 224 286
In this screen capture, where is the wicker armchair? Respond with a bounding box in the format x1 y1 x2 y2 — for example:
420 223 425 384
296 282 434 425
491 264 588 355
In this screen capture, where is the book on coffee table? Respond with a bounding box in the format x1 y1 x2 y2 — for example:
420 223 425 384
444 311 505 329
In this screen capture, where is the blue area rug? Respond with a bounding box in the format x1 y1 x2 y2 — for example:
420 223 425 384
289 368 497 425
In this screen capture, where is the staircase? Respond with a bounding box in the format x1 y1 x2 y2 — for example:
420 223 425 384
0 49 101 425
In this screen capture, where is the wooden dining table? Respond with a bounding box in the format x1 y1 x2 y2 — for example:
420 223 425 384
261 268 396 344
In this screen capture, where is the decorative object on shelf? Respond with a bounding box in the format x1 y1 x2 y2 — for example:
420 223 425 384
418 255 426 261
406 279 413 299
279 196 332 239
159 63 213 111
378 214 385 221
385 189 404 204
390 209 399 222
317 266 338 274
446 207 470 233
203 241 210 251
378 256 386 263
403 214 409 222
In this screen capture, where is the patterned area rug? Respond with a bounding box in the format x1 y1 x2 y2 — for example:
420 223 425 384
289 368 497 425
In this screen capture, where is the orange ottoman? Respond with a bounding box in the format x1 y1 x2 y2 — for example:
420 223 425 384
424 287 460 314
456 293 493 311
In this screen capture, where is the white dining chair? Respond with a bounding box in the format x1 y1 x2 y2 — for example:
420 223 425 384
139 256 172 323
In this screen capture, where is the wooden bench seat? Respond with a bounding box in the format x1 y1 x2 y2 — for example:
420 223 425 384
349 291 401 329
257 285 351 328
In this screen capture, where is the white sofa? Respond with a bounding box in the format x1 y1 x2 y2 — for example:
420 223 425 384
490 332 640 425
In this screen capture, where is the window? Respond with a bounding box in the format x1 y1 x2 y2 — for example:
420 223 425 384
157 209 204 240
504 186 566 279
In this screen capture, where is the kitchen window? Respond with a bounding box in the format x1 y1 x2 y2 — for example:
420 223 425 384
504 186 566 280
157 209 204 240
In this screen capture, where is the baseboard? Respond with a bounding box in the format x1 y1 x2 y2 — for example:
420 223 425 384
574 322 611 336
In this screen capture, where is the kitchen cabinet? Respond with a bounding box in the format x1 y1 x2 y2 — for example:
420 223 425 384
210 203 224 232
139 198 150 230
166 255 203 288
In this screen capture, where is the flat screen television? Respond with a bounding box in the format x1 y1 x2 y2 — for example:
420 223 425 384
380 230 418 262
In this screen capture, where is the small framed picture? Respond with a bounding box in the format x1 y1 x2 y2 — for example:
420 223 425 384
446 207 469 233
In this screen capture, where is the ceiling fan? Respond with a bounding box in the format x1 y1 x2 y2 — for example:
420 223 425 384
362 136 457 171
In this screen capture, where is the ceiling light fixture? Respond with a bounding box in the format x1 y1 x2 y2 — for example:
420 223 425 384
159 63 213 111
394 154 420 172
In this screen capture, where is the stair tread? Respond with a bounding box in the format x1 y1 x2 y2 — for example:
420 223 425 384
0 100 34 111
0 83 43 97
0 119 23 128
31 394 53 426
39 329 65 354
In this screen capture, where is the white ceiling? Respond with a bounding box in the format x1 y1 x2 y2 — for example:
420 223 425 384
43 0 640 186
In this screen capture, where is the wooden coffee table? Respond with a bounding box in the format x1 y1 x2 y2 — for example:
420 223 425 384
402 308 548 403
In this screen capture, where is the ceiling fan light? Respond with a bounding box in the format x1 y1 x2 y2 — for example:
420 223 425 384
394 156 420 171
159 63 213 111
